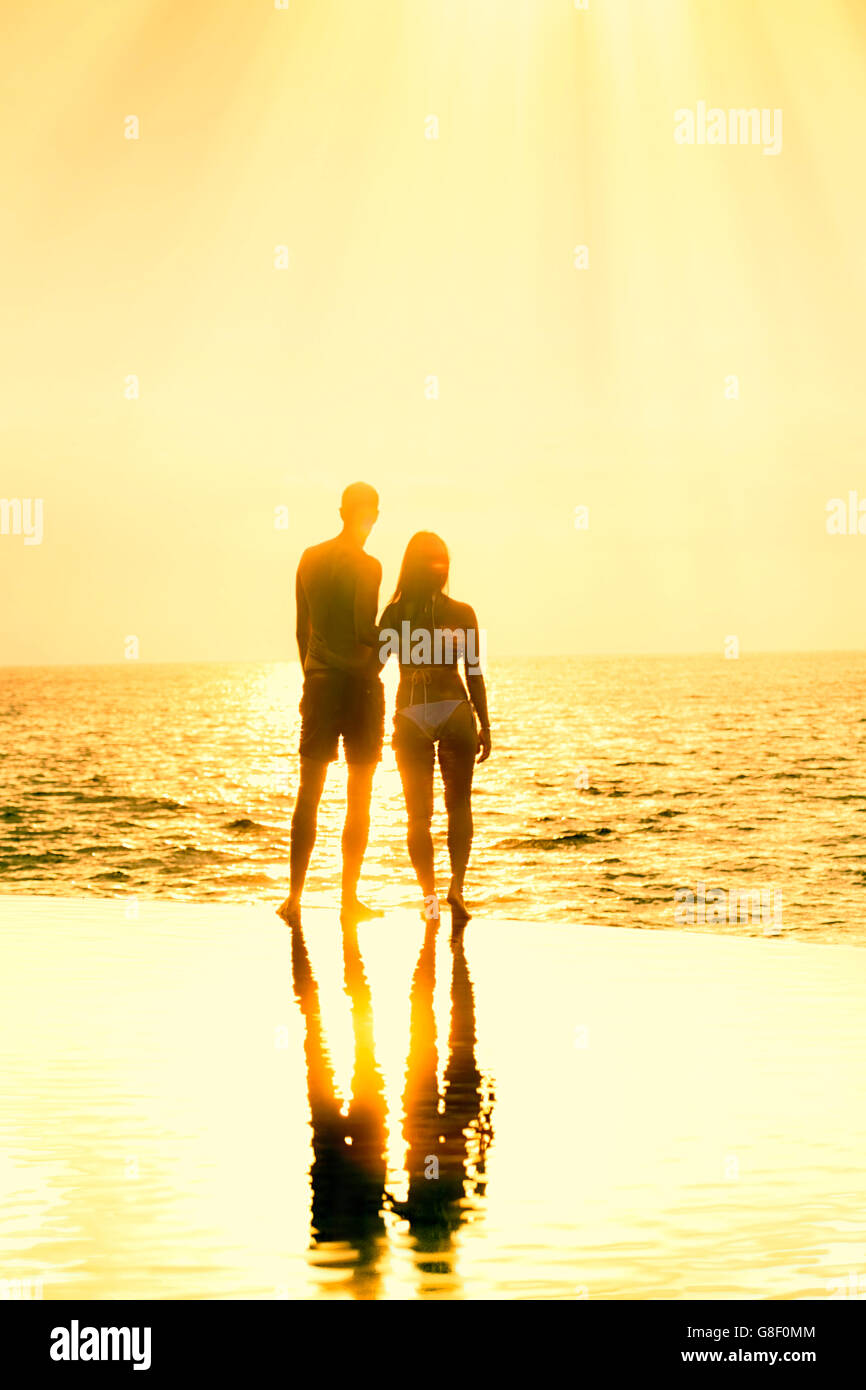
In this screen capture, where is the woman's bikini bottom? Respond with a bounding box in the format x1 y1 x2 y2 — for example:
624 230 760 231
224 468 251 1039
395 698 468 741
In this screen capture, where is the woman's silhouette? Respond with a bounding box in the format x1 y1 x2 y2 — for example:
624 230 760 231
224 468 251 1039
391 921 495 1278
379 533 491 925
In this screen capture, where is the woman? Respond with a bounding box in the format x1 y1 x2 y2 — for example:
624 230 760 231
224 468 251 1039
379 532 491 927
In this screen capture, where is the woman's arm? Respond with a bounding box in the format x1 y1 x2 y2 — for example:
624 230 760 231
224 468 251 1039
377 601 398 669
462 605 491 762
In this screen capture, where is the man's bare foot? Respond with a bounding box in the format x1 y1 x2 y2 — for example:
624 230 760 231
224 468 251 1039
447 887 471 928
340 896 385 925
276 896 301 927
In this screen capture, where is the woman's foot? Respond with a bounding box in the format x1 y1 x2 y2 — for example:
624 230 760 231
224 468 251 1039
446 886 471 928
277 896 301 927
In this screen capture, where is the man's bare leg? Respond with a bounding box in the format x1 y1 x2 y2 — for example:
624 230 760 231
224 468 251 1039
340 761 383 922
277 757 328 925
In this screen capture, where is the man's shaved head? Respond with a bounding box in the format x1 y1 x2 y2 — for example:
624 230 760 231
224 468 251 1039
341 481 379 518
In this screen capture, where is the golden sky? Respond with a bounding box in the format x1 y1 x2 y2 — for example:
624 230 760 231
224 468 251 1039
1 0 865 663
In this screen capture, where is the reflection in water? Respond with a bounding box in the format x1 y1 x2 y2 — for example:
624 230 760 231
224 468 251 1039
289 920 494 1292
393 924 495 1271
3 900 865 1298
289 921 388 1291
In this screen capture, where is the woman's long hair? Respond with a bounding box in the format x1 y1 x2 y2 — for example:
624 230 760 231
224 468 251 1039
389 532 450 624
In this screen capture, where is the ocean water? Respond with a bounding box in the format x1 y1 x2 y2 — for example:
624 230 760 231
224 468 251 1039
1 653 865 944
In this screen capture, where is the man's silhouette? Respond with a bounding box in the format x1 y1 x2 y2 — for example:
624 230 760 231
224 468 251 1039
288 917 389 1293
278 482 384 927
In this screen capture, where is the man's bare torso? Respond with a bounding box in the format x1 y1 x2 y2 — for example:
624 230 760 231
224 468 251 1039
297 536 380 676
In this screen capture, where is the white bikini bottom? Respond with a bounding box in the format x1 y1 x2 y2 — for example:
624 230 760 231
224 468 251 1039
396 699 467 741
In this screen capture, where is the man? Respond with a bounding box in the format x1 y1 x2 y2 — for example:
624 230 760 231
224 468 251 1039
277 482 385 927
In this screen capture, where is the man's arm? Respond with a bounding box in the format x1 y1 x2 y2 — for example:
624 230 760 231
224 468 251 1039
353 556 382 652
295 563 311 666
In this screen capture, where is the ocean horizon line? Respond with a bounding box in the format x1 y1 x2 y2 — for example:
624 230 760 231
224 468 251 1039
2 645 866 672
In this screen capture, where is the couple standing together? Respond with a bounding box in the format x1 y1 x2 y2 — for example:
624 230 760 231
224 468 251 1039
277 482 491 931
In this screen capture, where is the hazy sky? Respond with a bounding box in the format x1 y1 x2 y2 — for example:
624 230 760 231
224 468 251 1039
2 0 865 665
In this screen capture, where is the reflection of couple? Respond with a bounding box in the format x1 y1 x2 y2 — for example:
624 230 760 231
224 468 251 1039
289 913 493 1286
278 482 491 929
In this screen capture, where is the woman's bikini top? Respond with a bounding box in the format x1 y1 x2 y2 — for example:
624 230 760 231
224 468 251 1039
395 594 471 740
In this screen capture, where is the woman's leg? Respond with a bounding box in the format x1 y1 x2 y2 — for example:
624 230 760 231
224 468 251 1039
437 705 477 918
395 724 436 898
